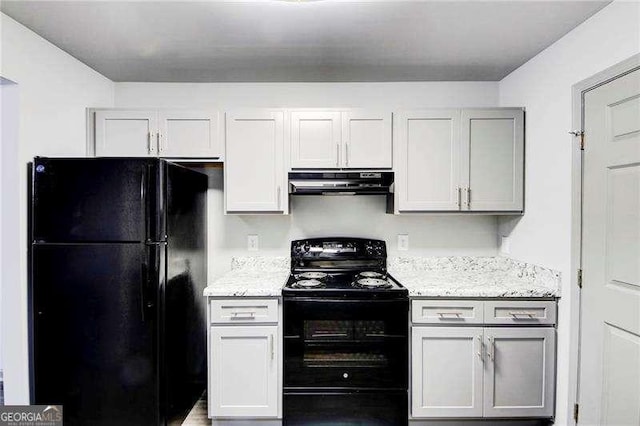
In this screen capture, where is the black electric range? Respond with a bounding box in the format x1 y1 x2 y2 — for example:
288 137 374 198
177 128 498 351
283 237 407 299
283 237 409 426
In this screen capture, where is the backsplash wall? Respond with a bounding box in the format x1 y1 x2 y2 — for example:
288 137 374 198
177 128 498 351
206 169 498 281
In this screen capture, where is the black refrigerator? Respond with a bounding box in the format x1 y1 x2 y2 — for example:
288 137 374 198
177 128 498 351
28 157 208 426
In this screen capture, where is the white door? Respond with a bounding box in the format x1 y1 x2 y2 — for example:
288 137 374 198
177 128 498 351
579 68 640 426
395 110 461 211
411 327 484 418
341 111 392 168
209 326 278 418
290 111 341 168
225 110 285 213
158 110 220 158
94 110 157 157
461 109 524 211
483 327 555 418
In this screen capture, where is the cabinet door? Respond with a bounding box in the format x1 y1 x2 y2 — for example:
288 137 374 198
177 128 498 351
395 110 461 211
484 327 555 418
461 109 524 211
209 326 279 418
412 327 484 418
290 111 341 168
341 111 392 168
158 110 220 158
225 110 285 213
95 110 158 157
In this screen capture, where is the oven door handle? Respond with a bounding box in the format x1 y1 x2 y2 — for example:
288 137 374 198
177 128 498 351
284 334 302 339
311 333 349 338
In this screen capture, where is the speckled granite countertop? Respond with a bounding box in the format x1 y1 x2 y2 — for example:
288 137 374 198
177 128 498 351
388 257 561 298
204 256 561 298
203 257 289 297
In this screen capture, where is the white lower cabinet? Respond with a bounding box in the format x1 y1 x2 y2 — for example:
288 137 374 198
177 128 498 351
208 297 281 420
210 326 279 418
483 327 555 418
412 327 484 417
411 300 556 420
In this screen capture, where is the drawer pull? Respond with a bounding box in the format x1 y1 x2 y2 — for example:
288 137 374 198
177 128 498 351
230 311 256 319
437 312 464 318
508 311 537 318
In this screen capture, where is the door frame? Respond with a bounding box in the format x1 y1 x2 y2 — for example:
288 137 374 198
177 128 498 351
570 53 640 424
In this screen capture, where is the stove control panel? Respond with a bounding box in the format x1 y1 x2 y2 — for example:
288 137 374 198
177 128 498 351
291 238 386 260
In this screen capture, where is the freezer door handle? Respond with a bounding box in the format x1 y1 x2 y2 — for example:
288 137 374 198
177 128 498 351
140 246 159 322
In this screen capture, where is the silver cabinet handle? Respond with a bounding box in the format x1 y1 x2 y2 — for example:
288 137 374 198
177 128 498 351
270 334 274 361
508 311 537 318
457 187 461 208
467 188 472 207
148 132 154 154
230 311 256 319
487 336 494 362
336 143 340 167
157 132 162 154
477 335 483 361
437 311 463 318
345 143 349 167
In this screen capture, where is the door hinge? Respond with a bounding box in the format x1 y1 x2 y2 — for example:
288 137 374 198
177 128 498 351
569 130 585 150
577 269 583 289
574 402 579 423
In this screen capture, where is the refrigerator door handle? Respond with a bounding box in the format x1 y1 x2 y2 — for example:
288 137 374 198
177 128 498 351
141 169 148 242
140 261 149 322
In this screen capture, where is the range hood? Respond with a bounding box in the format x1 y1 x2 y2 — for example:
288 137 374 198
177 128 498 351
288 172 394 196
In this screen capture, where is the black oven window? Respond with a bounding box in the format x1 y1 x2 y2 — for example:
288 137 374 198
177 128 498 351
302 320 394 367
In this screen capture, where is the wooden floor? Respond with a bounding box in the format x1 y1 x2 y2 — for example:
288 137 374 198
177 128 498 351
181 393 209 426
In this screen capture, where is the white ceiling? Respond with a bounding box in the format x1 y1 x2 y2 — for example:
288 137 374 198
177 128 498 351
1 0 610 82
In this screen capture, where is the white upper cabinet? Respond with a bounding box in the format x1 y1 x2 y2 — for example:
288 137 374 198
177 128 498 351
92 109 222 158
342 111 392 168
461 109 524 212
395 108 524 213
395 110 461 211
157 110 220 158
290 110 392 169
483 327 555 418
95 110 158 157
290 111 342 168
225 110 286 213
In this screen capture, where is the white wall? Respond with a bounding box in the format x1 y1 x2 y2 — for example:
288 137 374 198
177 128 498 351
497 2 640 425
114 81 503 279
0 13 114 403
0 78 20 389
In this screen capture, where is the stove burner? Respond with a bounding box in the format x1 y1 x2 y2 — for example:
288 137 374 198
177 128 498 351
353 278 392 289
356 271 385 279
293 279 325 289
296 272 328 280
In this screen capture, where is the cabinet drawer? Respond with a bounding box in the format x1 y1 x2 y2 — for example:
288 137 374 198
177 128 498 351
210 298 278 324
484 300 556 325
412 300 484 324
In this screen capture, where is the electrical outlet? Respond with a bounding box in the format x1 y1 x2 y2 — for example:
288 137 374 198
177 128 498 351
397 234 409 251
500 236 511 255
247 235 259 251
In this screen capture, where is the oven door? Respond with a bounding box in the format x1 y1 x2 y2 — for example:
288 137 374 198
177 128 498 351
283 298 408 390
